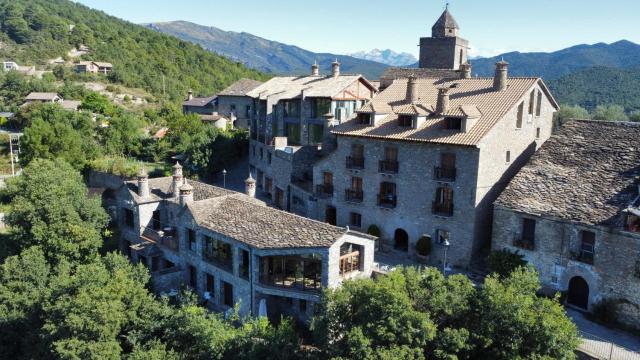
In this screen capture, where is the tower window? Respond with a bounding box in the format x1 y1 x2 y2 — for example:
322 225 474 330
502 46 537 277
516 102 524 129
506 151 511 163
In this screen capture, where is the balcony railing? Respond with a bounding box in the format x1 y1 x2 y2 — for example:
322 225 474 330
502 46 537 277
434 167 457 181
513 236 535 250
379 160 399 174
346 156 365 170
432 202 454 217
377 194 397 208
315 184 334 198
345 189 364 203
572 251 594 265
140 226 179 252
203 252 233 272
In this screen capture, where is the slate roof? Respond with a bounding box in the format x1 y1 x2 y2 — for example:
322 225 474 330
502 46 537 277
333 77 555 146
433 9 460 31
183 95 217 107
218 78 263 97
25 92 60 101
246 74 377 102
188 196 350 249
496 120 640 227
126 177 235 204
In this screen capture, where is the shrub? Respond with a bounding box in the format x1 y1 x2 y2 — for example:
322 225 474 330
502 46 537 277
416 235 432 257
487 249 527 278
367 225 380 237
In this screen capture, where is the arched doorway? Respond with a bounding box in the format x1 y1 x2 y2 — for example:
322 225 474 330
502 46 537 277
568 276 589 309
394 229 409 252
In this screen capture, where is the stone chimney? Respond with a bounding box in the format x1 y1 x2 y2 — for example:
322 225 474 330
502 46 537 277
179 180 194 206
187 90 193 101
311 61 320 76
172 161 184 197
460 63 472 79
245 174 256 198
137 167 149 198
407 75 418 103
436 87 450 115
332 59 340 78
493 60 509 91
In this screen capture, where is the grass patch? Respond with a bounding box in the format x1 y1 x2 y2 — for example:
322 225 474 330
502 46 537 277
89 156 171 178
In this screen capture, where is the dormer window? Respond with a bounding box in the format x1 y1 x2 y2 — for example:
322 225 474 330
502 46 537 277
357 113 372 125
398 115 412 127
444 117 462 130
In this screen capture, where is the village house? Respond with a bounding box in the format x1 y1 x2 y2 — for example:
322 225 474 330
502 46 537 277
492 119 640 328
115 163 375 322
246 61 378 210
23 92 63 104
2 61 19 72
217 78 263 129
182 91 218 115
292 9 555 270
75 61 113 75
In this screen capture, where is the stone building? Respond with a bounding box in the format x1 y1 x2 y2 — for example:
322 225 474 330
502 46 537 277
217 78 263 129
379 9 469 90
310 64 558 268
493 120 640 327
182 92 217 115
115 164 375 322
247 62 378 211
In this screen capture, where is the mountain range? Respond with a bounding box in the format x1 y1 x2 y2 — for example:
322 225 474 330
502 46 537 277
348 49 417 67
145 21 388 79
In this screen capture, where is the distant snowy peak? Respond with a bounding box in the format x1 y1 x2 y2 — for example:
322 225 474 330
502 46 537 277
348 49 417 67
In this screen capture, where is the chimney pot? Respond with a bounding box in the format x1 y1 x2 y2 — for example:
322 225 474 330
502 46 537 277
436 87 450 115
172 161 184 197
245 174 256 198
137 167 149 198
332 60 340 78
460 63 472 79
407 76 418 103
493 61 509 91
311 62 319 76
179 180 194 206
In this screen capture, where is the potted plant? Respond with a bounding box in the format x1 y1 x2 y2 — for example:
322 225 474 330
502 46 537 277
415 235 432 263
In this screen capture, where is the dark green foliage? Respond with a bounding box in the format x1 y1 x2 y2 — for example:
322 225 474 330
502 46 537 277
4 158 109 265
487 249 528 278
367 224 381 237
0 0 268 101
312 267 579 360
549 66 640 113
415 235 432 256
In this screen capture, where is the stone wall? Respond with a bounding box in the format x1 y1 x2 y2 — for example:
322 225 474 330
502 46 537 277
313 136 481 267
419 36 468 70
218 95 253 129
492 207 640 327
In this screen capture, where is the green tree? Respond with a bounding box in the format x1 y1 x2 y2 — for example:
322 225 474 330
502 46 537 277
592 104 628 121
4 159 109 265
80 92 116 116
554 104 589 127
629 111 640 122
98 112 146 156
487 249 528 278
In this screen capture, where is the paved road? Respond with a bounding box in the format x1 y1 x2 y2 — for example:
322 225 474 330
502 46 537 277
568 308 640 359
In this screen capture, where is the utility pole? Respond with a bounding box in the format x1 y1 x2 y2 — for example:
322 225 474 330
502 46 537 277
162 73 166 99
9 134 14 177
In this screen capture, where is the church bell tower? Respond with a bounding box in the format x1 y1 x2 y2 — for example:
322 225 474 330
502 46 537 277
419 7 469 70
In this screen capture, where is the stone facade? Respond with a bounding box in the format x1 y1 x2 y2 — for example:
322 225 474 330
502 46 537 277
493 208 640 328
217 94 254 129
114 173 376 322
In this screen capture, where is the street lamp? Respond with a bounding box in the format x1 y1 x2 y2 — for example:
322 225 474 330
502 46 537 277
222 169 227 189
442 239 450 276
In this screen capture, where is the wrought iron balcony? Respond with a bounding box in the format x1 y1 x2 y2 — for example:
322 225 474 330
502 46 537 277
346 156 365 170
315 184 334 198
432 201 454 217
377 194 397 208
379 160 399 174
434 166 457 181
345 189 364 203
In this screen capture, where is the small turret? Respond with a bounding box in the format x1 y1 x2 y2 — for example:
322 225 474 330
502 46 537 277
245 174 256 198
137 167 149 198
172 161 184 197
460 63 472 79
179 180 194 206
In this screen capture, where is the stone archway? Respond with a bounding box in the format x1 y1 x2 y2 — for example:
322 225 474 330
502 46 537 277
394 229 409 252
568 276 590 310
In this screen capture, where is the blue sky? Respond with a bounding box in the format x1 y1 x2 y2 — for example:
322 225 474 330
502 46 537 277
76 0 640 58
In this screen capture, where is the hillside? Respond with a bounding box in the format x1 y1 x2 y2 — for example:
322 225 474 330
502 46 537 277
549 65 640 112
348 49 417 67
0 0 268 101
470 40 640 80
146 21 389 79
